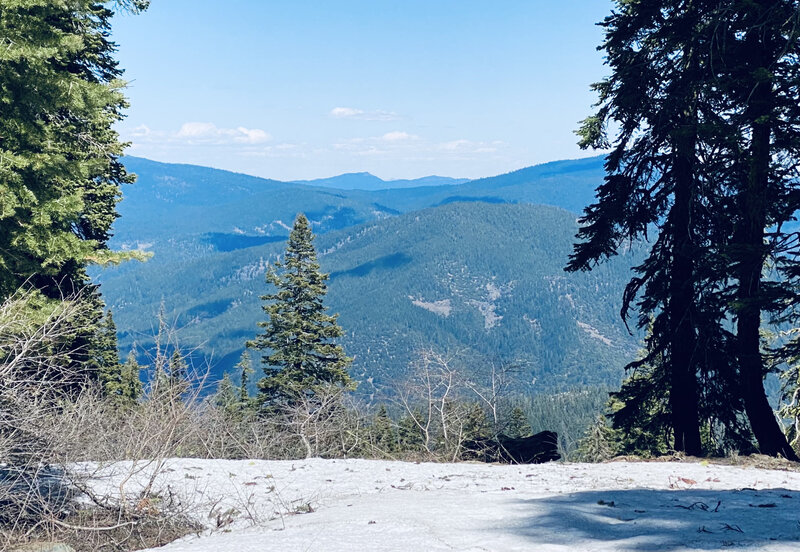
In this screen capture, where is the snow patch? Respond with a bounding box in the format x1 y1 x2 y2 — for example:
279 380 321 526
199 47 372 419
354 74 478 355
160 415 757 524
272 219 292 232
120 241 153 251
486 281 502 301
409 296 452 317
468 299 502 329
77 458 800 552
523 314 542 333
468 281 513 329
321 225 379 256
577 321 613 346
224 256 274 283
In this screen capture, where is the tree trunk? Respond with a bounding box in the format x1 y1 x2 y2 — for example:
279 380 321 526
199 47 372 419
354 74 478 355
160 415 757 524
668 108 703 456
735 18 798 460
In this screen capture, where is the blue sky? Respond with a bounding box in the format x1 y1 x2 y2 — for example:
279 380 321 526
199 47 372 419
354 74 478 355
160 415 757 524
113 1 612 180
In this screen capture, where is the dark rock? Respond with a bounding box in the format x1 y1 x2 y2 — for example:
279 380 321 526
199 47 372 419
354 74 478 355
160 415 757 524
463 431 560 464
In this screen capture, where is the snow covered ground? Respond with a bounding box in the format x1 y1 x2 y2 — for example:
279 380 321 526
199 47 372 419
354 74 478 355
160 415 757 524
86 458 800 551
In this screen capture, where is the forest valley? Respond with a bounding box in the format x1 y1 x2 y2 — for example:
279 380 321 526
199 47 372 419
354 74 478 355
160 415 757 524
4 1 800 551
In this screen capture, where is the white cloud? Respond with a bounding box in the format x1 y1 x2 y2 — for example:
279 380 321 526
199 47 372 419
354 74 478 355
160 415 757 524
234 127 271 144
381 131 417 142
176 122 217 138
131 124 152 137
330 107 365 119
329 134 503 161
236 143 309 159
174 122 272 144
438 139 499 154
439 139 472 151
329 107 400 121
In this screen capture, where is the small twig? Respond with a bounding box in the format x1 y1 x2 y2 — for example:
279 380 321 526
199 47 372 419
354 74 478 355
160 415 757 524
676 501 709 511
721 523 744 533
42 517 139 532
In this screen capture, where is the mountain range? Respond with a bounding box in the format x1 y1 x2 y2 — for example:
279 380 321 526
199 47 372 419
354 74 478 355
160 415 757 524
97 155 642 394
291 172 469 191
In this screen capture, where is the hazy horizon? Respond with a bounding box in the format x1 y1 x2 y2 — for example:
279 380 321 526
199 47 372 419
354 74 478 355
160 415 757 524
112 1 612 181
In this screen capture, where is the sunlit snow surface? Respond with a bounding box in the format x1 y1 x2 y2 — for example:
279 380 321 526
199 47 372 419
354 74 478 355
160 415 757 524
85 458 800 551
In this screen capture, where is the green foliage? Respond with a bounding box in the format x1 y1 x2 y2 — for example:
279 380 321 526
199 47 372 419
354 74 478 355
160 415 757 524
213 373 242 417
462 402 491 440
398 409 425 452
609 364 671 458
370 405 398 453
779 358 800 453
236 351 254 406
105 200 643 395
118 349 143 405
511 386 612 457
0 289 94 393
211 352 256 419
504 406 532 438
0 0 140 300
575 415 619 463
96 309 121 395
168 350 188 388
249 214 354 408
96 308 128 400
566 0 800 459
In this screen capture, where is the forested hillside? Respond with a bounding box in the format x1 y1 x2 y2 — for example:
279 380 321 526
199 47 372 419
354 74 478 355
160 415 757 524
98 157 640 393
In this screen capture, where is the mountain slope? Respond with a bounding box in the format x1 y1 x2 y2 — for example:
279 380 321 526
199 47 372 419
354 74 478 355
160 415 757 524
115 157 399 243
98 201 640 393
357 155 606 214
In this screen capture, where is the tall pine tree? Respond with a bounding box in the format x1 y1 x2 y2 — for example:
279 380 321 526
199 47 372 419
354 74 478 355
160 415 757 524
0 1 149 394
96 309 122 396
716 0 800 460
248 214 354 408
567 0 733 455
119 349 143 405
0 1 147 300
571 0 800 459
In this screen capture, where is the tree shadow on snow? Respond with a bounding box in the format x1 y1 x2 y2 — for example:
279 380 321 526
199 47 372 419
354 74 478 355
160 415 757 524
495 487 800 550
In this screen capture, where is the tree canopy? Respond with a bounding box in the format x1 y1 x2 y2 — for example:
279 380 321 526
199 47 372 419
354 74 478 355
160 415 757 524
569 0 800 459
0 0 144 300
248 214 354 408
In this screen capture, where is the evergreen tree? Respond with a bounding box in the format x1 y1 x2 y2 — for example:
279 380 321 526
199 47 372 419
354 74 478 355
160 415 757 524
398 410 425 452
236 351 254 406
0 1 147 301
609 340 672 456
566 0 800 458
576 415 619 463
371 405 398 453
716 0 800 460
118 349 143 405
97 309 122 396
779 357 800 453
168 350 188 388
567 0 725 455
611 322 752 456
463 402 491 441
214 373 241 417
248 214 354 408
505 406 532 439
214 353 255 418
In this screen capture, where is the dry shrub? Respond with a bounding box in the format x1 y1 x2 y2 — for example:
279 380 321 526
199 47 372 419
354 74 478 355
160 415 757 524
0 291 199 551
